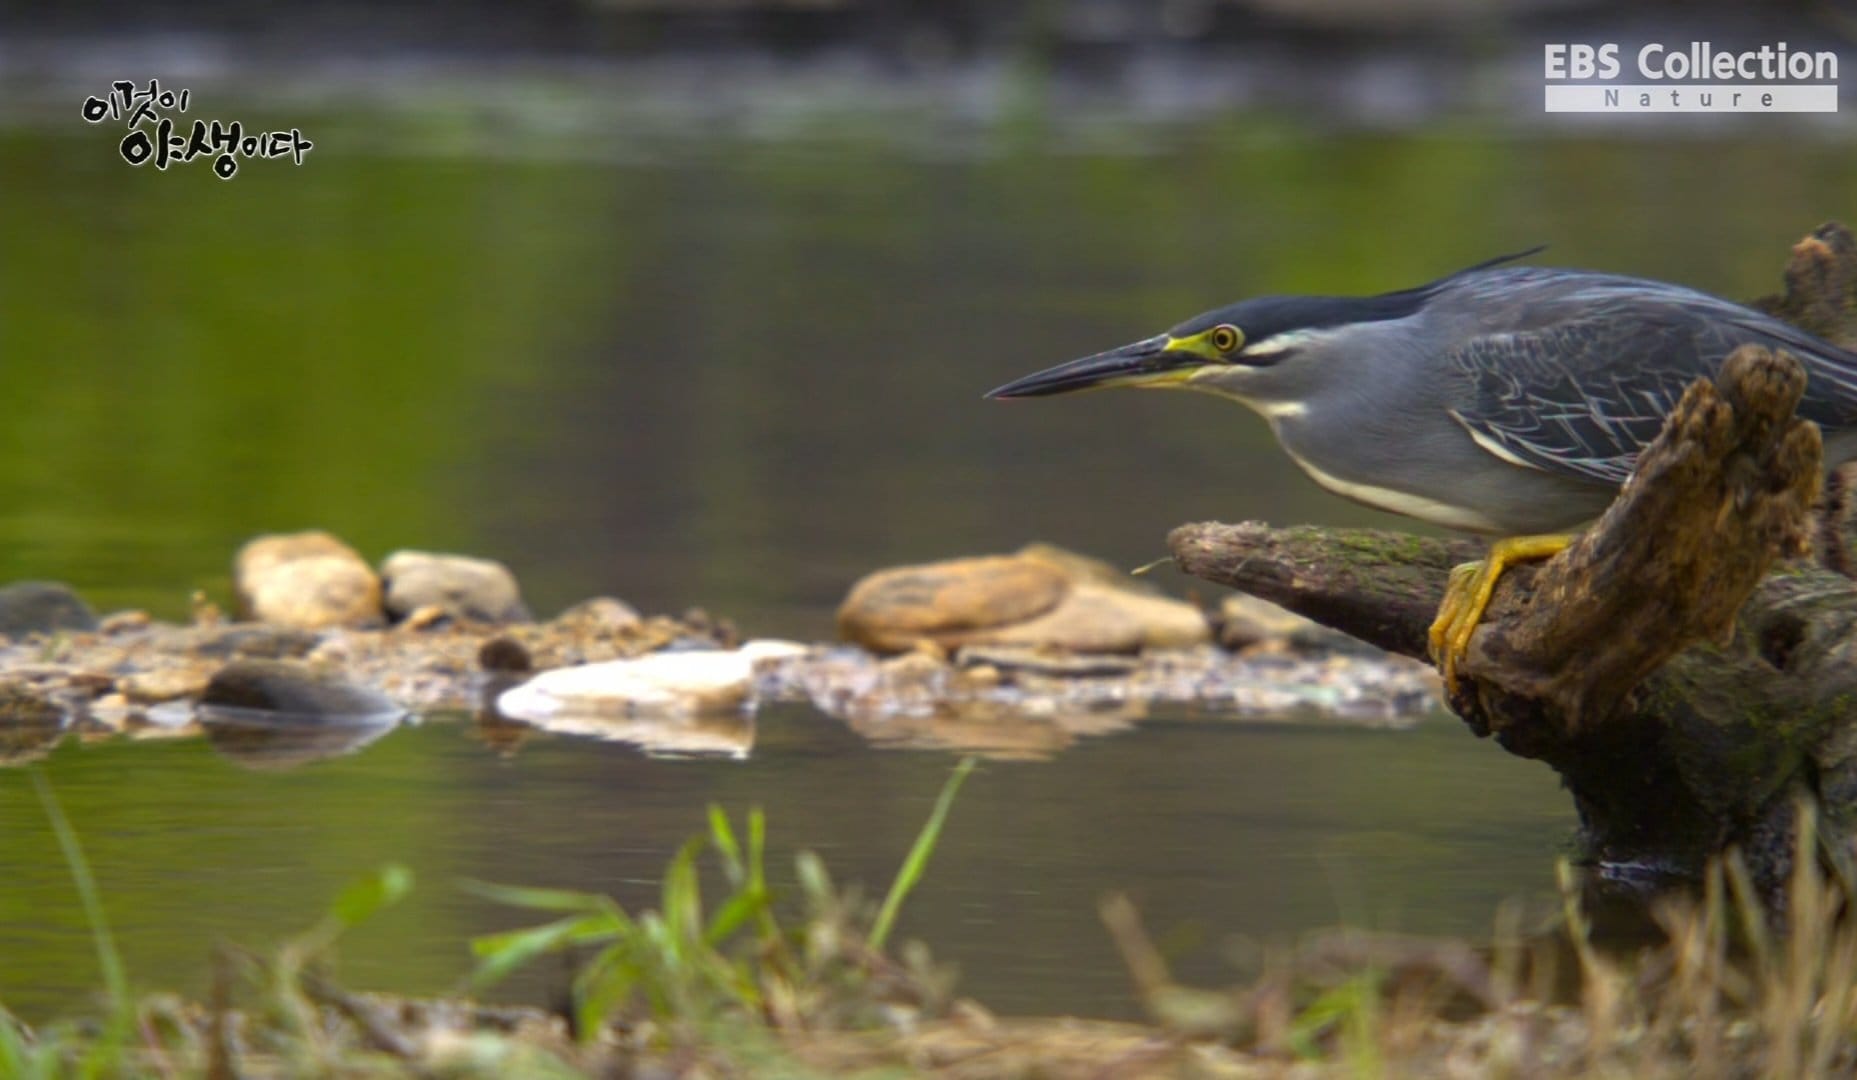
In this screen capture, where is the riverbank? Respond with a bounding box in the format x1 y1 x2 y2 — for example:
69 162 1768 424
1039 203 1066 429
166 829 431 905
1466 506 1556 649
0 531 1439 769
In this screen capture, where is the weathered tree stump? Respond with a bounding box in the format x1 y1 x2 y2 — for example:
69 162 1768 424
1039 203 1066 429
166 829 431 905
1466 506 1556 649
1169 224 1857 894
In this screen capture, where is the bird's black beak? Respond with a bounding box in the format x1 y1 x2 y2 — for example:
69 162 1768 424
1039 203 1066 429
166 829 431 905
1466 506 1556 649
985 335 1187 399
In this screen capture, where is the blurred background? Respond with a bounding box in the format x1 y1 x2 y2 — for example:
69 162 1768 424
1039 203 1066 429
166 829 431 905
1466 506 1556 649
0 0 1852 1026
2 0 1853 635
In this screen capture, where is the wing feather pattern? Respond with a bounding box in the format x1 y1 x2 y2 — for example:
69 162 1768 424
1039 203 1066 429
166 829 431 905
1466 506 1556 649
1439 272 1857 486
1446 318 1713 486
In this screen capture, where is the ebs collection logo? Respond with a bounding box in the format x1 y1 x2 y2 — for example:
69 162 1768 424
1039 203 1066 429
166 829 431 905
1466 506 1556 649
1544 42 1839 113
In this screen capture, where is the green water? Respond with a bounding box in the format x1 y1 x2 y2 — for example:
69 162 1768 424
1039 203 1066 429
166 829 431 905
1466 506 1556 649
2 104 1853 1021
5 119 1849 633
0 709 1569 1021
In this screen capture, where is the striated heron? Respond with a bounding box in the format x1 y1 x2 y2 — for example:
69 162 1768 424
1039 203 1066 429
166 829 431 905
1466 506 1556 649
985 250 1857 686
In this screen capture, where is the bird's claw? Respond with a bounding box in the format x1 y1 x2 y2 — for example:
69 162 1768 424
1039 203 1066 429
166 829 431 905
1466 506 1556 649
1426 534 1576 696
1428 561 1488 690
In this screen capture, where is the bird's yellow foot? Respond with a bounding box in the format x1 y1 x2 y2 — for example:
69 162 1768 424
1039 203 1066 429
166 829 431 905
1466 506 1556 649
1427 534 1575 688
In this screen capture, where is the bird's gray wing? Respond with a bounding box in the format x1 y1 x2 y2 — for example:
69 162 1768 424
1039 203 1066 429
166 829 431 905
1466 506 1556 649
1444 318 1711 486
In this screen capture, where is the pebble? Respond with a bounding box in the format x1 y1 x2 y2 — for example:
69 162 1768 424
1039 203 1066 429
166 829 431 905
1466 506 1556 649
738 639 810 665
0 680 64 728
1216 593 1359 652
0 680 67 764
199 659 403 722
0 582 98 638
837 545 1209 654
555 597 643 631
99 610 152 635
119 666 212 704
193 624 323 660
497 649 756 720
478 636 535 674
380 550 530 625
234 531 383 630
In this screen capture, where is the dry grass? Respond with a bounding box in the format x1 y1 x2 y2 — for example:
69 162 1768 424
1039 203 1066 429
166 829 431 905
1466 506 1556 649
9 775 1857 1078
1094 804 1857 1079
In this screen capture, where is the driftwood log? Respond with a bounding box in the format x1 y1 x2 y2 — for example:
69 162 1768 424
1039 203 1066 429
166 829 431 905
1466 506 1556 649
1169 223 1857 895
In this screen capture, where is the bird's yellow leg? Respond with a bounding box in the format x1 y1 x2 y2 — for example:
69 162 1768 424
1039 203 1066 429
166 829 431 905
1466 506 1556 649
1427 534 1575 686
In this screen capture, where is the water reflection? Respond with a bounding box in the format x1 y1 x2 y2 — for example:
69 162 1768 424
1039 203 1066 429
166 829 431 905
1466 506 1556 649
201 704 402 770
839 699 1144 760
491 704 756 760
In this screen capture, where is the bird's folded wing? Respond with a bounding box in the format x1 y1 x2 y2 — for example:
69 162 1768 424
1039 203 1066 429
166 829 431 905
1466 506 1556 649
1444 320 1703 486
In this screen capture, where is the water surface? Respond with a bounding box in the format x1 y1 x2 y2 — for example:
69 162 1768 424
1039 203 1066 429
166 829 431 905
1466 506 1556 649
0 706 1568 1021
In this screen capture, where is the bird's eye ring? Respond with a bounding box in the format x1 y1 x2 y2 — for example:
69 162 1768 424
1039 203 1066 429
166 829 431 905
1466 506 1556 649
1209 325 1242 354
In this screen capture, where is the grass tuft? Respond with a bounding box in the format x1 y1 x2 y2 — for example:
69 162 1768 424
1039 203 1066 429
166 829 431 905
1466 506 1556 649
467 756 977 1056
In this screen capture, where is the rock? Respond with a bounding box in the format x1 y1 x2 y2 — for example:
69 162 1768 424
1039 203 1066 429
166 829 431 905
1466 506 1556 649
0 582 98 638
62 671 116 696
85 694 132 733
119 666 212 704
738 639 810 666
234 532 382 630
0 680 64 728
678 607 740 649
137 700 200 731
1217 594 1320 650
1015 543 1138 586
955 645 1140 678
200 659 402 721
554 597 641 631
1216 594 1364 653
836 545 1210 654
478 636 534 674
984 583 1209 653
98 610 151 635
400 604 453 631
379 550 529 625
0 680 66 764
190 590 224 627
194 624 322 660
498 649 755 720
837 555 1069 652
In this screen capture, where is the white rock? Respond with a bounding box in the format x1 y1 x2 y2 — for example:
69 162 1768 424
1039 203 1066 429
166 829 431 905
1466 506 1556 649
738 639 810 665
498 649 755 720
510 712 754 759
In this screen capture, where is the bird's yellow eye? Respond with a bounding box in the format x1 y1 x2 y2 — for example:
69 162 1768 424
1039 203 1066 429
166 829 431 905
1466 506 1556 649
1209 325 1242 354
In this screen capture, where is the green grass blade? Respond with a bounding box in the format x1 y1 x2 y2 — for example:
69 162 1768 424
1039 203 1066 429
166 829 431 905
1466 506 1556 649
709 805 745 885
31 771 128 1009
662 836 708 950
795 851 833 908
573 946 640 1044
0 1013 33 1079
463 879 622 915
705 886 766 947
329 865 414 930
33 770 135 1080
869 757 975 953
746 808 782 944
470 914 620 989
